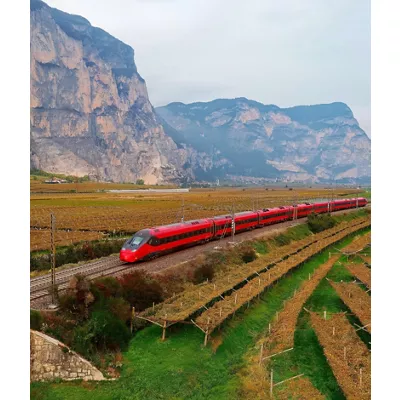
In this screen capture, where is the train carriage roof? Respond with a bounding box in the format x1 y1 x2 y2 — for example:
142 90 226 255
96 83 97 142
149 218 212 234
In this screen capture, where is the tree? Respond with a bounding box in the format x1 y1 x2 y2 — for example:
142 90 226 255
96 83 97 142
136 179 145 185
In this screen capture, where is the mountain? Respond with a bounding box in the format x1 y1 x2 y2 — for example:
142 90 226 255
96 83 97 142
30 0 195 184
31 1 370 185
156 98 371 184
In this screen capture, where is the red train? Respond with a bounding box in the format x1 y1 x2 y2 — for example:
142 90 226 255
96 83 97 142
120 197 367 263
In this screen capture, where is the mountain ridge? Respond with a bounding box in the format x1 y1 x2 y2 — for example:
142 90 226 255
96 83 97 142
156 98 370 184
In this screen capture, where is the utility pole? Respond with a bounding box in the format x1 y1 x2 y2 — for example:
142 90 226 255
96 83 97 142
181 197 185 223
231 204 235 242
293 190 298 220
50 213 57 306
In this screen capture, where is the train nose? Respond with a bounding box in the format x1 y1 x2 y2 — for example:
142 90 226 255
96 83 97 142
120 249 138 263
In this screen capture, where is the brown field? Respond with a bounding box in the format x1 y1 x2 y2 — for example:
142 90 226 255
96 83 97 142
30 187 360 251
274 377 325 400
310 312 371 400
345 263 371 288
329 281 371 332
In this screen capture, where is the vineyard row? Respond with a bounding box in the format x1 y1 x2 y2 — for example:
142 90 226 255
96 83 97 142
310 312 371 400
329 280 371 332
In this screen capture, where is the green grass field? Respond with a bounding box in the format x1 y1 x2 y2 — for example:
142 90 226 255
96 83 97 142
31 226 370 400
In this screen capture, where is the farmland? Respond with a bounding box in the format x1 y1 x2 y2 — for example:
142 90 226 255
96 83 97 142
310 312 371 399
30 186 362 251
31 215 371 400
345 263 371 287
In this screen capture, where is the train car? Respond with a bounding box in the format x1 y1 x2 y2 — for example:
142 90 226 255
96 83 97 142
120 218 213 263
356 197 368 207
234 211 259 232
295 203 314 218
331 197 367 212
258 206 293 226
312 201 329 214
212 215 233 237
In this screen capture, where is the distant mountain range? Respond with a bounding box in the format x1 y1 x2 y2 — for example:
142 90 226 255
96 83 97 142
30 0 371 184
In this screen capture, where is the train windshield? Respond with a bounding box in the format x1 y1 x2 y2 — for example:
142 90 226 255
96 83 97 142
125 230 151 250
130 237 145 246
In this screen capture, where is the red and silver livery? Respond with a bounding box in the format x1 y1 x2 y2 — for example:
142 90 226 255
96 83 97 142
120 197 367 263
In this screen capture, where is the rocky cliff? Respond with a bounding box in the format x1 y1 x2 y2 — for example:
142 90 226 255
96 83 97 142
30 0 192 184
156 99 371 184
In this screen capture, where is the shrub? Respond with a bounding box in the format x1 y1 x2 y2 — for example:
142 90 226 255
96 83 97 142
156 269 186 298
307 212 336 233
30 239 127 272
59 275 94 319
41 312 76 345
193 263 215 284
72 310 131 357
72 324 95 356
274 233 291 246
252 240 268 255
104 297 131 323
240 245 257 263
91 277 122 300
88 310 131 351
119 271 163 312
30 310 43 330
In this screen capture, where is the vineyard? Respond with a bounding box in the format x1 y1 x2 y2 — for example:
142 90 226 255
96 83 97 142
239 256 340 400
341 231 371 255
30 187 359 251
310 312 371 400
360 255 371 266
329 280 371 332
138 217 370 341
261 256 340 356
237 225 371 400
345 263 371 288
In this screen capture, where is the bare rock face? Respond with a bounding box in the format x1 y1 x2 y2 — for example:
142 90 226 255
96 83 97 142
30 0 192 184
156 99 371 184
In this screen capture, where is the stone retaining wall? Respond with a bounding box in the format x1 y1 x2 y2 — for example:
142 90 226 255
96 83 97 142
30 330 105 381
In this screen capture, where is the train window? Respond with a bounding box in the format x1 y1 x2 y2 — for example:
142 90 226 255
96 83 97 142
149 237 160 246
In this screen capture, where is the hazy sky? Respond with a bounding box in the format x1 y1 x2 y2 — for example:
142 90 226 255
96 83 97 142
45 0 371 136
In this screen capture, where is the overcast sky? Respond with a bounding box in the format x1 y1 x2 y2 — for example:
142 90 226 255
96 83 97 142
45 0 371 136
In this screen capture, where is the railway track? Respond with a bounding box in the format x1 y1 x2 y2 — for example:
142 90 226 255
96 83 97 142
30 256 128 303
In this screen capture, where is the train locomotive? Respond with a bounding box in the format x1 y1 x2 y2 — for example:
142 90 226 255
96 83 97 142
120 197 367 263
